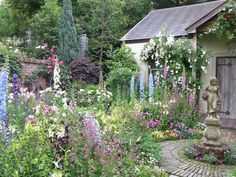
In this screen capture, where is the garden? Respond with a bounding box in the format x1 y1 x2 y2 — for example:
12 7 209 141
0 0 236 177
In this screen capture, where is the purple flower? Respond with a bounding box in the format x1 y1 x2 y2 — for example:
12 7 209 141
147 119 161 128
181 75 186 89
163 66 169 79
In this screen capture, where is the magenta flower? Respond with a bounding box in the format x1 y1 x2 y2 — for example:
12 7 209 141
147 119 161 128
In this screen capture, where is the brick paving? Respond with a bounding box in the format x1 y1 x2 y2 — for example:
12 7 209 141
160 140 236 177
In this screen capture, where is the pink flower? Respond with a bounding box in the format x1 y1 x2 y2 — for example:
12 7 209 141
147 119 161 128
47 66 53 73
50 47 55 54
58 61 63 65
44 105 51 115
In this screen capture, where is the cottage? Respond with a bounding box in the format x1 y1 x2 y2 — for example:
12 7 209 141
122 0 236 126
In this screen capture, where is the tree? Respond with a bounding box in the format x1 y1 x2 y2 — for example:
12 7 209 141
30 0 61 47
58 0 79 63
0 4 17 37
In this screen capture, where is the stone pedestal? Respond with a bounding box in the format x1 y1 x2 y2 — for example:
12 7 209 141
203 116 221 147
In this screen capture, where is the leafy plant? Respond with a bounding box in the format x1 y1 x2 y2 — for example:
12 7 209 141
108 44 137 72
214 4 236 40
106 67 135 99
224 144 236 165
184 141 196 159
70 57 100 84
202 153 218 164
30 0 61 50
0 42 21 76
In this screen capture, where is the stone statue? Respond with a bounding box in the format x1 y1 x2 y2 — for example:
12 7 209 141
202 77 222 118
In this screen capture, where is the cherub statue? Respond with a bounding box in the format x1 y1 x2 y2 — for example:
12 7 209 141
202 77 222 118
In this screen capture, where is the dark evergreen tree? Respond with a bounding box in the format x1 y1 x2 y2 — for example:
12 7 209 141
59 0 79 63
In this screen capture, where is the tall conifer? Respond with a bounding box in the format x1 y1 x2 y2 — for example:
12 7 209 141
59 0 79 63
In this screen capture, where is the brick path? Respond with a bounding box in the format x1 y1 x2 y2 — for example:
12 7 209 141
160 140 236 177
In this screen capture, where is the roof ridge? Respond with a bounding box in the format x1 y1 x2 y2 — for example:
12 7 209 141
151 0 224 12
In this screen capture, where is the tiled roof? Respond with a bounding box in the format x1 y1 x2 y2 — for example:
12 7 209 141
121 1 225 41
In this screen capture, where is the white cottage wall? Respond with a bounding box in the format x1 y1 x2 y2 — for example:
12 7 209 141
125 42 149 82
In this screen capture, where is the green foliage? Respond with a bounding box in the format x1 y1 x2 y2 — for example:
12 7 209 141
7 0 44 17
0 42 21 75
169 97 199 128
224 144 236 165
30 0 61 47
75 0 127 63
202 153 217 164
184 141 196 159
0 4 17 37
108 44 137 72
229 170 236 177
137 135 162 165
214 4 236 40
59 0 79 63
0 126 54 177
106 67 135 99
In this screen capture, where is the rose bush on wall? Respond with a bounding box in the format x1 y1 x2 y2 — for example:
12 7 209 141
214 3 236 40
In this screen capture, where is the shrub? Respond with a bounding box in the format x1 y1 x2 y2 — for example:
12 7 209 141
0 126 54 177
169 96 199 128
184 141 196 159
106 67 135 99
108 44 137 72
224 144 236 165
70 57 100 84
0 42 21 76
30 0 61 47
203 153 218 164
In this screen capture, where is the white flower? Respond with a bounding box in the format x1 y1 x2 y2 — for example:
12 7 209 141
167 36 174 45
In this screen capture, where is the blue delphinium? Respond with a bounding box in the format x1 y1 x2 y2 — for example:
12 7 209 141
0 71 10 145
130 75 135 98
0 71 9 125
149 72 154 102
140 72 144 101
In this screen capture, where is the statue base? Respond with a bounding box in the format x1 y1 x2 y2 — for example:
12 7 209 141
203 116 221 147
194 143 229 161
